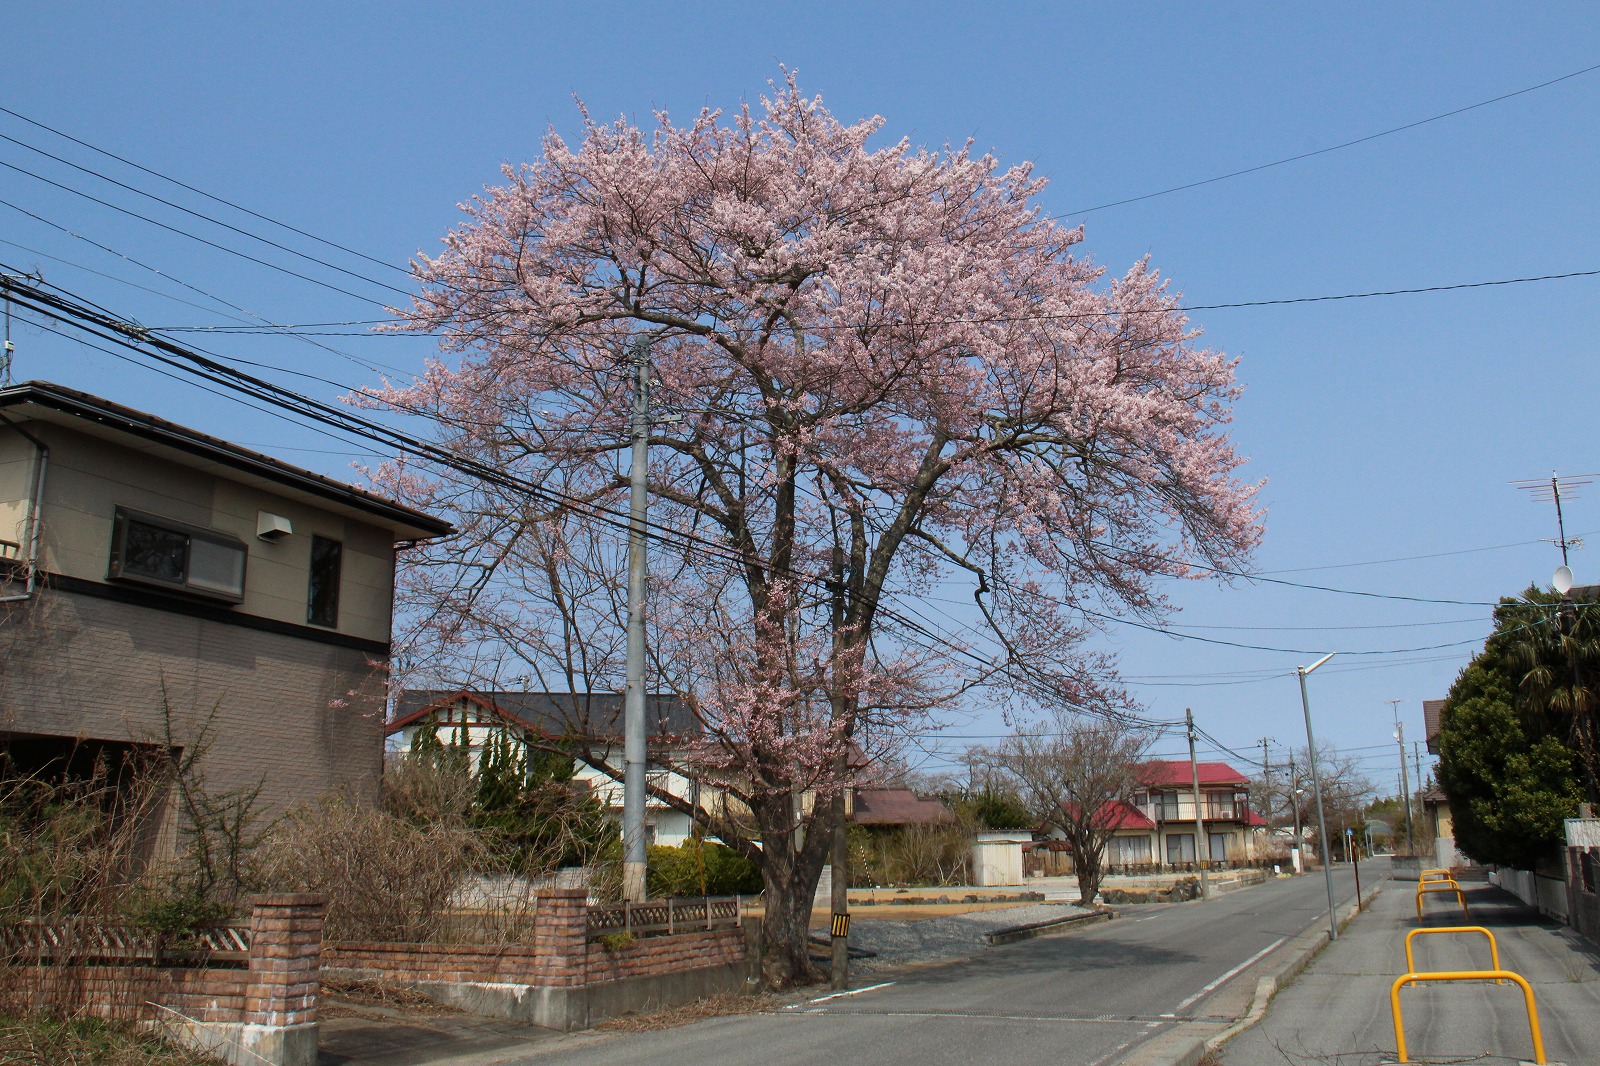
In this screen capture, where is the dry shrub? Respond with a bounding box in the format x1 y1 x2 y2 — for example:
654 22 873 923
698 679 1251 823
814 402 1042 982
0 1013 223 1065
849 822 972 887
259 796 482 943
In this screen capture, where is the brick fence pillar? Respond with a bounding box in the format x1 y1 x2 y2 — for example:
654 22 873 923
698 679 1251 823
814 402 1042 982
243 892 327 1029
533 887 589 984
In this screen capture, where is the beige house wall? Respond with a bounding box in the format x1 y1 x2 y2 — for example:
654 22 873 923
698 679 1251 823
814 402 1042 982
0 432 35 554
20 422 395 644
0 589 385 817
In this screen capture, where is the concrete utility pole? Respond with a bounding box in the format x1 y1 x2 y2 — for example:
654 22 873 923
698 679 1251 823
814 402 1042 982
1186 709 1210 898
1391 700 1414 850
1288 751 1302 872
1297 653 1340 942
830 548 851 991
623 340 651 903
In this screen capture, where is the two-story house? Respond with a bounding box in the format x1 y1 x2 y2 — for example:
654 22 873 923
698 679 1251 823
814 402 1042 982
1108 760 1268 866
387 688 705 846
0 381 452 844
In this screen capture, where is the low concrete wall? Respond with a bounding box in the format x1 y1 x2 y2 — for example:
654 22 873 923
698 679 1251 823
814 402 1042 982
1488 867 1569 920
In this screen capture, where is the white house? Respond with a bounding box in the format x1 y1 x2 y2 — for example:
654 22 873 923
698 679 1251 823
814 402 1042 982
386 689 703 846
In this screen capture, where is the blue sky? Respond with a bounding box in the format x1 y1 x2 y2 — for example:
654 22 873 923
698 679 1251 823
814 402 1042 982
4 3 1599 790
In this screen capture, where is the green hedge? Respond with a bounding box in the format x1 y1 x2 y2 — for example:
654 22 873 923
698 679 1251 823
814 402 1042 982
646 840 763 897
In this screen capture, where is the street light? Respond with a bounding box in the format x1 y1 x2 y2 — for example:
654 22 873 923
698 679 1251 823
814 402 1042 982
1297 652 1341 942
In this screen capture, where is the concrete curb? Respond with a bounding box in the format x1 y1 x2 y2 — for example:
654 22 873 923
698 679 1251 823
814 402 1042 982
1119 880 1386 1066
982 909 1113 945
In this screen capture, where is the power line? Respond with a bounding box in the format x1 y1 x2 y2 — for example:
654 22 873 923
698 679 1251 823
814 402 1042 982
0 104 410 276
0 130 412 298
0 157 392 306
1064 60 1600 216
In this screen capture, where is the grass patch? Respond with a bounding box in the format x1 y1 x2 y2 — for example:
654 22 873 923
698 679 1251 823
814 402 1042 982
0 1013 223 1065
319 976 463 1016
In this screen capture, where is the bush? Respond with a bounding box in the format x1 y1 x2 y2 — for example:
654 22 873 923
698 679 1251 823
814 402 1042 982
646 839 762 897
258 796 485 942
847 823 971 887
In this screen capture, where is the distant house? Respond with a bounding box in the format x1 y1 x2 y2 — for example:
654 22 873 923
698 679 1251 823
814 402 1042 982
1124 760 1268 864
1034 760 1267 869
0 381 452 848
387 689 704 846
1421 698 1462 867
849 787 956 829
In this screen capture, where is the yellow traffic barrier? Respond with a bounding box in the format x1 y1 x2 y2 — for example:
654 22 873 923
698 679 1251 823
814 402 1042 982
1415 879 1469 920
1419 867 1452 883
1389 970 1546 1064
1403 926 1502 982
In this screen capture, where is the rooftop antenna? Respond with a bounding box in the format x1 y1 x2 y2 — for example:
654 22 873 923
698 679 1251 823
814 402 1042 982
1511 471 1593 568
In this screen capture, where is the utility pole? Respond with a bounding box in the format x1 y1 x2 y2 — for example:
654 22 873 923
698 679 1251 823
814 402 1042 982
1391 700 1414 850
1259 737 1273 829
1289 752 1302 873
829 546 851 991
1186 709 1210 899
623 339 651 903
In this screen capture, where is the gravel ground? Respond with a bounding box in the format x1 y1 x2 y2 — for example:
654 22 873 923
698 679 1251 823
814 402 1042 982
840 902 1095 973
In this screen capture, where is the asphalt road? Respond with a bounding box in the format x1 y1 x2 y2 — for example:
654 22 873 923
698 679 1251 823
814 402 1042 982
506 864 1375 1066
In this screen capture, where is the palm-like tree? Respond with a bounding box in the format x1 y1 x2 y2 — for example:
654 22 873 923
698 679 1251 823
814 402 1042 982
1504 589 1600 806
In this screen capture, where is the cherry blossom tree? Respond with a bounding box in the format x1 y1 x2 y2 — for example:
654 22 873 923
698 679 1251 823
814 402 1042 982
365 73 1262 986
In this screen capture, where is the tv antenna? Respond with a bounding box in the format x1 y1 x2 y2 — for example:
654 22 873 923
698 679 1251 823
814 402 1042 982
1511 471 1593 568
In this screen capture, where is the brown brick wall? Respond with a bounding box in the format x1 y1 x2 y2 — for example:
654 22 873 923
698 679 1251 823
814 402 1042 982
324 888 749 991
244 893 327 1027
584 928 746 982
9 963 250 1023
0 588 386 823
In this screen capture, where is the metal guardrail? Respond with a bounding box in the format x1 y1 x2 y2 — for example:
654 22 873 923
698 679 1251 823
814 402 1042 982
1415 878 1469 919
587 896 743 938
0 919 252 965
1389 970 1547 1064
1404 925 1502 983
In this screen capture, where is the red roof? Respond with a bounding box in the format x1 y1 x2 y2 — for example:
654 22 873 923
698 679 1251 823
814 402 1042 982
1060 799 1157 831
1242 808 1269 827
1138 760 1249 788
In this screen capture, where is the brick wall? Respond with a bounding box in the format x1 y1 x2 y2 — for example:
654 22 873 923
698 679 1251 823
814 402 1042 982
324 887 749 989
585 928 746 982
4 894 325 1030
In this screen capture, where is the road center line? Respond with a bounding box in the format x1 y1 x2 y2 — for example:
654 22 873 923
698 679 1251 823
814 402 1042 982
1173 936 1288 1012
790 981 895 1007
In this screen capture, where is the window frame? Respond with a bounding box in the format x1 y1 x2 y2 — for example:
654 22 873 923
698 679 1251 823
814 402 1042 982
108 507 247 604
306 534 343 628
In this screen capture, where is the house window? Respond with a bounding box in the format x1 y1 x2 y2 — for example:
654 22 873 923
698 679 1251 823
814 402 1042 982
109 509 246 602
1155 793 1181 821
307 536 342 627
1208 832 1231 862
1110 836 1152 864
1166 833 1196 863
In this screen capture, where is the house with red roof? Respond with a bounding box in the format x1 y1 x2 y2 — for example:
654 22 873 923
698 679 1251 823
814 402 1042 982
1118 760 1267 866
1039 760 1268 870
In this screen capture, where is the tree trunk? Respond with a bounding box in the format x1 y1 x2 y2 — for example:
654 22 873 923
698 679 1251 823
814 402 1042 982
751 796 828 989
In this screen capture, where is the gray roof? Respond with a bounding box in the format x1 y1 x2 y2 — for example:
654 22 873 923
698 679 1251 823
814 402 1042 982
390 689 698 740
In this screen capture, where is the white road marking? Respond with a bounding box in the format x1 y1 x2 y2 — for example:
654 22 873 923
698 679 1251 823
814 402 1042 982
786 981 896 1008
1173 936 1288 1012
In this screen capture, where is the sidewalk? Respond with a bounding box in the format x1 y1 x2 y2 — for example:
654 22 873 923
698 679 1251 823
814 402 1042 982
1217 882 1600 1065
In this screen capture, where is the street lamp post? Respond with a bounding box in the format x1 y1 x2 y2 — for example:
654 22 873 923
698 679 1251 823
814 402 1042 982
1297 652 1341 942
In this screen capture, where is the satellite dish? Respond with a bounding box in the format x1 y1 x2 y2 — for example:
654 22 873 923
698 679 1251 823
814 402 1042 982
1554 565 1574 595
